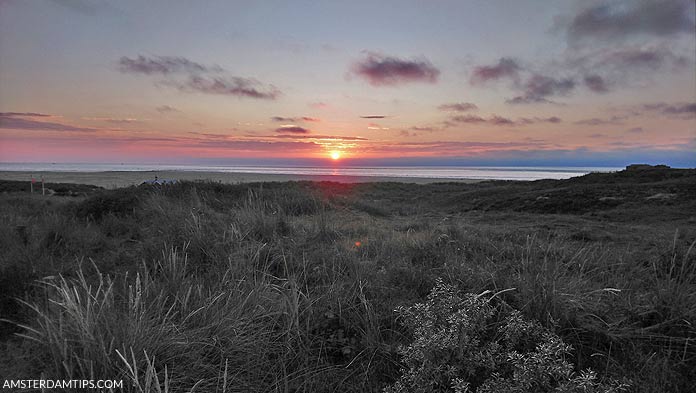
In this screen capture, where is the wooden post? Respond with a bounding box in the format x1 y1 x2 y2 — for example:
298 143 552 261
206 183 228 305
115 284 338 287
30 174 34 194
42 175 45 196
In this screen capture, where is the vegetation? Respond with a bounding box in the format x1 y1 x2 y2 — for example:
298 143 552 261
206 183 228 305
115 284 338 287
0 167 694 392
385 279 629 393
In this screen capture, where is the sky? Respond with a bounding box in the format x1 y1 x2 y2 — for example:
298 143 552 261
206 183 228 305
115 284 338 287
0 0 694 167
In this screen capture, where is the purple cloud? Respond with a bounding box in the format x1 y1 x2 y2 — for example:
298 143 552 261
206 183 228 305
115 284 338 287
264 134 367 141
351 52 440 86
0 112 53 117
438 102 478 112
583 75 609 93
0 113 94 132
489 115 515 126
470 57 521 84
275 126 310 134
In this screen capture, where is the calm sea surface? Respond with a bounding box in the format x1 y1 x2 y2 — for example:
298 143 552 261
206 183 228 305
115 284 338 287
0 163 622 181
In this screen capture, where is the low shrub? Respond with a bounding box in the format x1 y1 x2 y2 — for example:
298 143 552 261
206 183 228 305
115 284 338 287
385 279 629 393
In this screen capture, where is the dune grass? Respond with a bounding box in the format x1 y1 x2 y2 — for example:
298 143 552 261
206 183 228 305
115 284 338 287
0 172 694 392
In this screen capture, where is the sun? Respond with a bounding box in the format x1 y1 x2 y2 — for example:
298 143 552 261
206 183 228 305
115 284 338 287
330 151 341 160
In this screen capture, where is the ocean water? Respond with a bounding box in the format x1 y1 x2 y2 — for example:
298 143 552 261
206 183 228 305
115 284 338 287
0 163 621 181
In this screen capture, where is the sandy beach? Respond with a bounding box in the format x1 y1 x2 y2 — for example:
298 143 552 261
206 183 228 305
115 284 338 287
0 170 482 188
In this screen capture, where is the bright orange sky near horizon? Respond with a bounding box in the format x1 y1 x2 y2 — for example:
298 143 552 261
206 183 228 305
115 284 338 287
0 1 694 167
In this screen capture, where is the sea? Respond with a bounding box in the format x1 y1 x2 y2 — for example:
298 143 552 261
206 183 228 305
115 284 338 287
0 163 622 181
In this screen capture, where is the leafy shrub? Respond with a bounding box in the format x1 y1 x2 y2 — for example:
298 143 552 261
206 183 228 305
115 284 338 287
385 279 629 393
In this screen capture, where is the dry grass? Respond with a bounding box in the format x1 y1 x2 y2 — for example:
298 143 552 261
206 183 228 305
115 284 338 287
0 173 694 392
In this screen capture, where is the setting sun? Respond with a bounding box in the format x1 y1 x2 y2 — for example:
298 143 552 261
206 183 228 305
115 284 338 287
330 151 341 160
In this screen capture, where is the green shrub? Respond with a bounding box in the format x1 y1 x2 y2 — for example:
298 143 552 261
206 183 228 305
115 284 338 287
385 279 629 393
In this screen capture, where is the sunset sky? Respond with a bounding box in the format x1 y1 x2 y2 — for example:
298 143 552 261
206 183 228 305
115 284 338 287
1 0 694 167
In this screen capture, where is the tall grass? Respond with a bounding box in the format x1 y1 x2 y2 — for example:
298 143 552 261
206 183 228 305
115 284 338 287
1 179 694 392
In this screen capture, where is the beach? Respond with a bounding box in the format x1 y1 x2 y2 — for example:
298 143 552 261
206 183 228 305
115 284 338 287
0 170 483 188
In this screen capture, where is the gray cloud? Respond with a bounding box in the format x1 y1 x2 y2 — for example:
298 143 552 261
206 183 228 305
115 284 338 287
507 75 575 104
411 126 437 132
156 105 180 113
438 102 478 112
563 46 691 94
449 114 560 126
573 116 625 126
519 116 563 124
470 57 521 84
360 115 387 119
626 127 645 133
640 102 696 117
583 74 609 93
598 47 688 71
82 117 141 124
468 2 694 103
565 0 695 43
118 54 279 100
118 55 221 75
656 103 696 115
451 115 486 124
271 116 320 122
351 52 439 86
165 76 280 100
489 115 515 126
272 116 297 122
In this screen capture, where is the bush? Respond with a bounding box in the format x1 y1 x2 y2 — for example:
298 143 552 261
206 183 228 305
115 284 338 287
385 279 629 393
75 188 141 220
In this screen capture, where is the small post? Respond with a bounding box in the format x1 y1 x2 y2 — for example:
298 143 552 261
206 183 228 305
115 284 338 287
42 175 45 196
30 174 34 194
